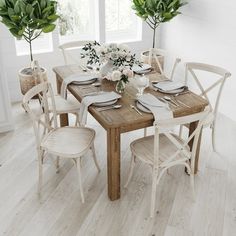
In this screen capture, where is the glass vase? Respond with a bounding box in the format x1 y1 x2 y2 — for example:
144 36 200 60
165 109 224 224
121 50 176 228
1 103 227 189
115 80 126 94
100 60 114 76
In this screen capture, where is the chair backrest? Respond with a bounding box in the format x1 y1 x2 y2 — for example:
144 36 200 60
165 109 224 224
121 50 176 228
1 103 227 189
22 82 58 149
153 109 210 170
185 62 231 115
58 40 94 65
149 48 181 80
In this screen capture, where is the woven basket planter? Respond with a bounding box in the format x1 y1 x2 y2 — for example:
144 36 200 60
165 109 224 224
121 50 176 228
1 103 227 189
140 50 164 74
18 67 47 96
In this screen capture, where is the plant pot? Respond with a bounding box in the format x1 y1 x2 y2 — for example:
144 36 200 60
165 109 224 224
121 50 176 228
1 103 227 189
18 67 47 96
140 50 164 74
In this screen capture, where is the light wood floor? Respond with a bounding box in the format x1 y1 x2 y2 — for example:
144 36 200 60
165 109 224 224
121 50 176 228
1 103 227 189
0 103 236 236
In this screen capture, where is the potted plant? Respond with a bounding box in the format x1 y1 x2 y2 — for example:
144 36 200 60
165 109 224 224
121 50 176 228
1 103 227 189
0 0 59 95
132 0 187 72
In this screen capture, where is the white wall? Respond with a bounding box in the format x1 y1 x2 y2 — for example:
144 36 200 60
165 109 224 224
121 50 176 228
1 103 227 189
160 0 236 121
0 51 13 133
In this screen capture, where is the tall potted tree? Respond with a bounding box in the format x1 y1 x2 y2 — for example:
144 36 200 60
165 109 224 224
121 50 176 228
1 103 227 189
0 0 59 94
132 0 187 72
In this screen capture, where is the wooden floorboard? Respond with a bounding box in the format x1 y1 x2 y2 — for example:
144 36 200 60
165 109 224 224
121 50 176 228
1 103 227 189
0 103 236 236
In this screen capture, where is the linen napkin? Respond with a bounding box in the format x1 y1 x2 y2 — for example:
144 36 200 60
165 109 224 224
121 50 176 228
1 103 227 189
137 93 173 121
79 91 121 126
153 80 185 92
60 73 96 99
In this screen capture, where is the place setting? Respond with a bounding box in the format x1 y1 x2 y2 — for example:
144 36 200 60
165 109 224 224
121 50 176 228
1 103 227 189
79 91 122 125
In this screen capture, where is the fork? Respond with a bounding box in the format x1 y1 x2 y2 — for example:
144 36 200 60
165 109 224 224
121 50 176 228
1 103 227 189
130 104 142 115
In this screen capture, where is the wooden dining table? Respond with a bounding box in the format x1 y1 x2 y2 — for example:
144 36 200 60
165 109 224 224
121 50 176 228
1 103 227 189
53 64 208 201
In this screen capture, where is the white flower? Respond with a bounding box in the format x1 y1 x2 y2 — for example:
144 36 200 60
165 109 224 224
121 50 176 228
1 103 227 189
109 43 118 50
123 69 133 78
111 70 122 81
118 44 130 52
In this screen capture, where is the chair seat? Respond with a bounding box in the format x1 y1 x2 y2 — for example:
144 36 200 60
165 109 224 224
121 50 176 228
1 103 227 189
130 133 189 166
49 95 80 114
41 127 95 158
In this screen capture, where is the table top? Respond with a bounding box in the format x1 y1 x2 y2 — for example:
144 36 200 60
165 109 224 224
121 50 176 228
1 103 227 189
53 64 209 133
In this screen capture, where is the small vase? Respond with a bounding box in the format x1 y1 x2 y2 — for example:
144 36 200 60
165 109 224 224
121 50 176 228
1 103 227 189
115 80 126 94
100 60 114 76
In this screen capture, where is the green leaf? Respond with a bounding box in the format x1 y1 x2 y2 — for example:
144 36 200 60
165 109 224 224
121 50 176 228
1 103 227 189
10 27 22 38
42 5 53 14
40 0 46 9
7 7 14 16
26 4 33 15
42 23 55 33
47 14 59 21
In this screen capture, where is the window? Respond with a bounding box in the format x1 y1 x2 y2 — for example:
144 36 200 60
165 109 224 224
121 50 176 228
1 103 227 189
58 0 99 44
15 33 53 56
105 0 142 43
14 1 142 56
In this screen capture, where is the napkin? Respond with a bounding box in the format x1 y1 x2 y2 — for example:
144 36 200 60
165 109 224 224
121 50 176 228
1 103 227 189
153 80 185 92
79 91 121 126
60 73 96 99
137 93 173 121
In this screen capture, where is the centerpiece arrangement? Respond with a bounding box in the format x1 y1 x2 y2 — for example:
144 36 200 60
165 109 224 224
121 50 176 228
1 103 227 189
81 41 139 93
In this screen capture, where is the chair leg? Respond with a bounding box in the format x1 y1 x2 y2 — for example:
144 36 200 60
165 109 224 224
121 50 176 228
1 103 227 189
91 144 101 172
56 156 60 173
37 149 44 194
179 125 183 138
211 123 216 152
144 128 147 137
75 113 80 126
75 158 85 203
150 169 158 218
190 172 195 201
124 154 136 188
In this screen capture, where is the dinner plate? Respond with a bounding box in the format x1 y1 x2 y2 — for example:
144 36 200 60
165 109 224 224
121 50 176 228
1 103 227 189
136 101 152 113
93 99 118 107
155 87 185 94
135 69 152 75
132 63 152 73
72 78 97 85
153 80 186 94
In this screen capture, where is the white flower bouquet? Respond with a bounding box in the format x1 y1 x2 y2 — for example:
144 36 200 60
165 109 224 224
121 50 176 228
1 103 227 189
81 41 140 69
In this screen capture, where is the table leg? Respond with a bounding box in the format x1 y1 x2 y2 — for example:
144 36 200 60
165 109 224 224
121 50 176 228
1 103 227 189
56 75 69 127
107 127 121 200
189 121 203 174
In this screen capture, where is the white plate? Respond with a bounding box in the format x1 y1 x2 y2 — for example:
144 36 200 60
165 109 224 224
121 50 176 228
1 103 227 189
135 69 152 75
93 99 118 107
156 87 185 94
136 101 152 113
72 78 97 85
132 63 152 73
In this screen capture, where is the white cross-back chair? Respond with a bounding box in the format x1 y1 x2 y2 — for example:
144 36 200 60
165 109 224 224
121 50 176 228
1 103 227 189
148 48 181 80
32 60 81 126
59 40 94 65
124 109 210 217
22 82 100 203
183 62 231 152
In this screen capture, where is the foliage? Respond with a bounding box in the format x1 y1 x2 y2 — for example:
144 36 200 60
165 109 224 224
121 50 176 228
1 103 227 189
0 0 59 61
81 41 140 69
132 0 187 47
